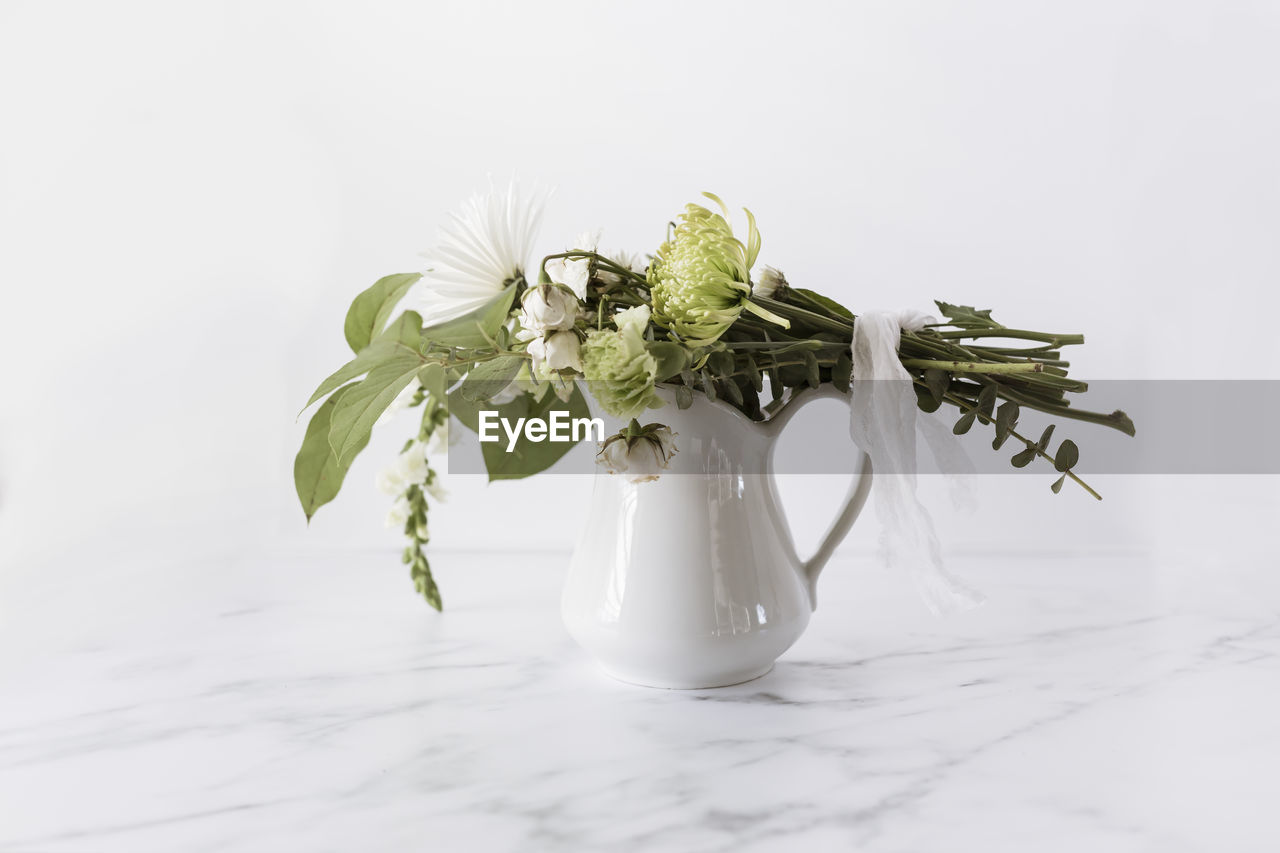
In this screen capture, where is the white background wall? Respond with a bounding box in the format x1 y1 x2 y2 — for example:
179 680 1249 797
3 1 1278 583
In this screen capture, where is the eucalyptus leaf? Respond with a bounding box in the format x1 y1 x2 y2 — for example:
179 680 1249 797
1011 446 1037 468
675 384 694 409
1037 424 1056 452
294 383 368 521
344 273 421 353
977 384 998 418
924 368 949 404
953 411 976 435
647 341 692 382
1051 473 1067 494
1054 439 1079 472
832 351 852 394
915 384 942 413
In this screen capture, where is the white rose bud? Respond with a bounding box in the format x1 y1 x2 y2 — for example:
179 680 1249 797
519 284 580 333
596 425 678 483
545 257 592 300
529 330 583 375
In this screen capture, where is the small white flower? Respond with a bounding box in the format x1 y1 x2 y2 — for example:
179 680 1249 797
425 476 448 502
420 182 545 324
425 422 449 457
518 284 579 334
596 425 678 483
376 465 405 496
385 496 411 529
752 266 786 300
395 441 430 484
528 330 583 375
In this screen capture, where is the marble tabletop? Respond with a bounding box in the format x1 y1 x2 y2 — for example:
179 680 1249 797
1 544 1277 852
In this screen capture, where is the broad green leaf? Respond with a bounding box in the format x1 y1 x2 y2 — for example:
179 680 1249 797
302 311 425 411
457 355 525 402
421 286 517 348
294 383 369 521
344 273 421 353
796 288 854 320
327 349 428 464
478 384 593 481
953 411 976 435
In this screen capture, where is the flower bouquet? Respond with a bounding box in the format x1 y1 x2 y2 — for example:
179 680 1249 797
295 186 1135 610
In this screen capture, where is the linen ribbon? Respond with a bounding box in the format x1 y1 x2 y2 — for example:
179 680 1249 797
848 310 985 615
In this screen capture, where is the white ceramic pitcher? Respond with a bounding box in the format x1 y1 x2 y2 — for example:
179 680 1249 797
563 387 873 689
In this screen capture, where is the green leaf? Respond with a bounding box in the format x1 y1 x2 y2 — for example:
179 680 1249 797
294 383 369 521
924 368 949 405
647 341 692 382
993 400 1020 449
915 384 942 413
302 311 425 412
832 351 852 394
701 369 718 402
1051 473 1067 494
803 351 820 388
1054 439 1079 472
1011 446 1037 468
934 301 1001 328
421 286 517 348
457 355 524 402
479 384 593 481
795 288 853 320
977 384 998 418
953 411 976 435
675 384 694 409
327 348 429 464
344 273 422 353
1037 424 1056 452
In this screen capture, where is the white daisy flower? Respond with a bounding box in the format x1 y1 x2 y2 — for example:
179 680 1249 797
420 182 545 324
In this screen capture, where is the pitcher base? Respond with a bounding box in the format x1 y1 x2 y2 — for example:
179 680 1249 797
598 662 775 690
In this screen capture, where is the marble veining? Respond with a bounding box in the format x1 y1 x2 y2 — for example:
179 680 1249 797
2 546 1277 852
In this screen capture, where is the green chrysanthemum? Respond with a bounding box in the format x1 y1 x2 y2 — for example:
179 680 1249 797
581 305 664 420
648 193 787 346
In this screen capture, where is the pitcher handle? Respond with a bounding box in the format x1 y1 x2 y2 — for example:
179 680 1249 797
762 386 874 610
